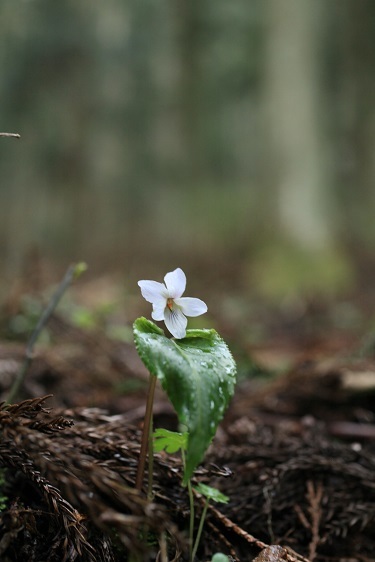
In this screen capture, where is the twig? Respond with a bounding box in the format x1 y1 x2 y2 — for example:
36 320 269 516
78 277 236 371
207 503 268 549
6 262 87 404
253 546 289 562
0 132 20 138
306 481 323 561
294 504 310 530
294 481 323 561
205 519 239 561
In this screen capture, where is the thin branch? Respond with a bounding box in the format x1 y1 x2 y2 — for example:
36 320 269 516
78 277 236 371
306 481 323 561
6 262 87 404
0 132 20 138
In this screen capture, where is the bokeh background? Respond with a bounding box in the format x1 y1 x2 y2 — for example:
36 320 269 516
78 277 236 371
1 0 375 305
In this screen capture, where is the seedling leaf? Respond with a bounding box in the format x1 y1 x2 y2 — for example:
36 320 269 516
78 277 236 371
153 428 188 454
194 483 229 503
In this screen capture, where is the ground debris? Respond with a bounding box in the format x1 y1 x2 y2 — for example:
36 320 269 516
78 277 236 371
2 393 373 560
0 396 180 561
207 417 375 561
1 296 375 560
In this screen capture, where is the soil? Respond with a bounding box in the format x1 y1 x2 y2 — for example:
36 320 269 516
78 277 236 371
1 275 375 562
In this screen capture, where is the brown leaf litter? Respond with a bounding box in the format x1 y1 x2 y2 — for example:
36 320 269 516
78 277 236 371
0 389 374 561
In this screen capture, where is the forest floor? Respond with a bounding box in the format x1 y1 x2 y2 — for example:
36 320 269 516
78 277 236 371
1 266 375 562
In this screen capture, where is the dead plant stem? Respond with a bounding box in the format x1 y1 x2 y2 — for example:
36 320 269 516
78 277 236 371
6 263 85 404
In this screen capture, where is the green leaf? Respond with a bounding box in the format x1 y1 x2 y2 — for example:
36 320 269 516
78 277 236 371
153 428 188 454
133 317 236 483
73 262 88 279
211 554 230 562
193 483 229 503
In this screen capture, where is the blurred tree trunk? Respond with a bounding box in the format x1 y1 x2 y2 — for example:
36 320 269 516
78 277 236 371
174 0 204 179
334 0 375 248
262 0 332 250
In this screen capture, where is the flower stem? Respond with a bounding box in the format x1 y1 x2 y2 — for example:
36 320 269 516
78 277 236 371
187 478 195 562
147 411 154 500
135 373 157 491
191 497 209 562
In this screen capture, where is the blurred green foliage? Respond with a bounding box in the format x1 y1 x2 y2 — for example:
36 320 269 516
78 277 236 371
1 1 375 297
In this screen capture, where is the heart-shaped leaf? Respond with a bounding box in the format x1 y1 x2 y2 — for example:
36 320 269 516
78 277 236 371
133 317 236 483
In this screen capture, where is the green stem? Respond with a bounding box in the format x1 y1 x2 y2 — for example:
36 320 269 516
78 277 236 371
191 498 209 562
135 373 157 491
187 479 195 562
6 262 86 405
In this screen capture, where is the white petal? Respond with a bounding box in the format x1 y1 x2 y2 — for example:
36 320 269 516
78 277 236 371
151 303 166 321
174 297 207 317
164 268 186 299
138 280 167 304
164 307 187 339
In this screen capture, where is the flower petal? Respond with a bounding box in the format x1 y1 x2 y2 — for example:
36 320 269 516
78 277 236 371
164 307 187 339
151 302 166 321
174 297 208 317
164 268 186 299
138 280 167 304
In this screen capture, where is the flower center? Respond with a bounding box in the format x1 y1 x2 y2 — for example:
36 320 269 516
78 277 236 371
167 298 174 310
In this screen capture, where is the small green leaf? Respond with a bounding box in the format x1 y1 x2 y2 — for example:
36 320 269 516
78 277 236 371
133 317 236 483
193 483 229 503
73 262 88 279
211 554 230 562
153 428 188 454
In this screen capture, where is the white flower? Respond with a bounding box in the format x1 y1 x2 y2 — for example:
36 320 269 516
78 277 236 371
138 268 208 339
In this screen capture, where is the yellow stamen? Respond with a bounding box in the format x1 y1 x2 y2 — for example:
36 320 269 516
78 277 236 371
167 298 173 310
